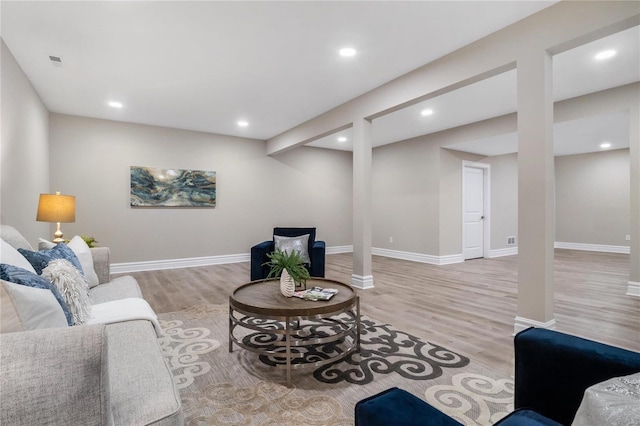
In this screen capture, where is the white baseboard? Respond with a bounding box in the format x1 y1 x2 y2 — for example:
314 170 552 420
627 281 640 297
112 241 629 274
111 245 354 274
326 245 353 254
554 242 630 254
352 274 374 289
372 248 464 265
111 253 251 274
513 316 557 335
488 247 518 258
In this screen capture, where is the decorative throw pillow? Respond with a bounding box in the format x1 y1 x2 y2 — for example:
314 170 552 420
1 280 69 332
0 239 37 274
42 259 91 325
39 236 99 288
18 243 84 276
274 234 311 264
0 264 73 325
0 225 34 251
0 280 23 333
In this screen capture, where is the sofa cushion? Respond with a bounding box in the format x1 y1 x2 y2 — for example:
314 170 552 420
40 236 100 288
0 225 33 251
0 239 37 274
19 243 84 275
106 320 183 425
0 324 110 426
1 280 68 333
42 259 92 325
89 275 143 304
0 264 73 326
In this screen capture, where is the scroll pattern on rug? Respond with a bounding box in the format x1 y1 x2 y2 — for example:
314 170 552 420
241 316 470 385
159 305 512 425
158 318 221 389
424 372 514 425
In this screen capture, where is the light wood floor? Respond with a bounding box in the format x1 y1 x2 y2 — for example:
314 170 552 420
126 250 639 378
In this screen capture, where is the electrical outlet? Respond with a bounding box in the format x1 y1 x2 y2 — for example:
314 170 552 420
626 235 631 241
389 237 393 243
507 236 516 245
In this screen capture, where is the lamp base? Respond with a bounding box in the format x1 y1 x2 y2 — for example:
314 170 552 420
52 222 64 244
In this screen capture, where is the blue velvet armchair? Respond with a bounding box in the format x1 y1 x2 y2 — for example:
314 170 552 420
250 227 325 281
355 327 640 426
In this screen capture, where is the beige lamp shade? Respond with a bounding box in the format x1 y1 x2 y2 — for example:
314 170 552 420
36 193 76 223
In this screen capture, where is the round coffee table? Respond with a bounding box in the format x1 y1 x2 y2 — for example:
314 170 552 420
228 278 360 387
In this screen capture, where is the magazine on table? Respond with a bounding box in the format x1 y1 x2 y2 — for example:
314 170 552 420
293 286 339 301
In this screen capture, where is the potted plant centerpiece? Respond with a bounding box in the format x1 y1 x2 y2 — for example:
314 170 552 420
264 249 310 297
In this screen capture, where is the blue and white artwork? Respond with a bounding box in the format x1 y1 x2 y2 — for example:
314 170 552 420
130 166 216 207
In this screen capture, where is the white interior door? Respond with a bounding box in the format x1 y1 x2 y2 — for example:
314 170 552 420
463 166 485 260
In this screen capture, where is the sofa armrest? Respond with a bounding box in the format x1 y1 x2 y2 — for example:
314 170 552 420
0 324 111 426
251 240 274 281
514 327 640 425
310 240 326 277
91 246 111 284
355 387 463 426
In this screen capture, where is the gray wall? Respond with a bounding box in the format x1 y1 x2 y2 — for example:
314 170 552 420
371 137 630 259
0 40 50 244
556 148 630 246
48 114 352 263
371 132 484 257
372 138 440 254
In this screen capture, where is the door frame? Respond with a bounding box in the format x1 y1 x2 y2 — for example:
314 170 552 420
462 161 491 260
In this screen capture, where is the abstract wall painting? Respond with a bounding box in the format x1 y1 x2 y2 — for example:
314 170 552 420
130 166 216 207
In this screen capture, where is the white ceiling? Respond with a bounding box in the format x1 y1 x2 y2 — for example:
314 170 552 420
443 111 630 157
3 1 636 157
1 1 558 141
308 25 639 155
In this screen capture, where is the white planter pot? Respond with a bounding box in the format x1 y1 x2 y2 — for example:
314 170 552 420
280 269 295 297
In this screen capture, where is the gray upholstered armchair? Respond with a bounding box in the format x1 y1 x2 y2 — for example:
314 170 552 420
250 227 325 281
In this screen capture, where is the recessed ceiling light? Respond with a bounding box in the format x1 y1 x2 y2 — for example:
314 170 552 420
337 136 347 143
108 101 123 108
600 142 612 149
237 120 249 127
421 109 434 116
339 47 357 57
595 49 616 60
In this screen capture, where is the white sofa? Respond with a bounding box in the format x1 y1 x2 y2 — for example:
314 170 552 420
0 225 183 426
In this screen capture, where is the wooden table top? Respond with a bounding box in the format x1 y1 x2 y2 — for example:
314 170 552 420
229 278 356 317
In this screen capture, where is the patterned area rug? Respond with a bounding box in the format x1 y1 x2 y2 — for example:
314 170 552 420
158 304 513 425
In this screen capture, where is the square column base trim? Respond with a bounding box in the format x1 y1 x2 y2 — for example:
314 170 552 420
352 274 374 289
513 316 556 336
627 281 640 297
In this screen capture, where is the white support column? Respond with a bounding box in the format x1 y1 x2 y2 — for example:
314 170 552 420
514 48 556 333
352 118 374 289
628 100 640 297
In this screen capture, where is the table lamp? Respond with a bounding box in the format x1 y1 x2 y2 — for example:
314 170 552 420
36 192 76 243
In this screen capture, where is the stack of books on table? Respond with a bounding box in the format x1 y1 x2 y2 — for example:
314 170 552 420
293 286 339 301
